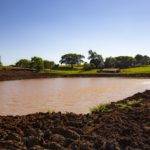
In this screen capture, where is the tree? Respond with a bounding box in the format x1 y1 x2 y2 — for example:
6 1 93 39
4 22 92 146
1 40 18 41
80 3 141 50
0 61 2 67
104 57 117 68
15 59 31 68
135 54 150 66
143 55 150 65
88 50 104 68
59 53 85 68
83 62 95 71
135 54 144 66
43 60 55 69
30 57 44 72
115 56 135 68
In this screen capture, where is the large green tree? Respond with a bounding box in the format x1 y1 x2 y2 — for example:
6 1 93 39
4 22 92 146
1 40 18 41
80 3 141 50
135 54 144 66
115 56 135 68
43 60 55 69
0 61 2 67
30 57 44 72
88 50 104 68
135 54 150 66
104 57 117 68
15 59 31 68
143 55 150 65
59 53 85 68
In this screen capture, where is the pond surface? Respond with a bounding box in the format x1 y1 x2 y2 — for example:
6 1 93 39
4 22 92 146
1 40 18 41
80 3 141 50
0 77 150 115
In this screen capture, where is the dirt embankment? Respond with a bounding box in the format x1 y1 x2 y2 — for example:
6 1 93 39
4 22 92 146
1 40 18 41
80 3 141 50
1 70 150 82
0 68 150 81
54 73 150 78
0 70 50 81
0 90 150 149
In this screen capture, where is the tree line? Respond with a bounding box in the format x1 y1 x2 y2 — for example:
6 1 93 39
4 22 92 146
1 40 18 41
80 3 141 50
1 50 150 72
0 61 2 67
15 57 55 72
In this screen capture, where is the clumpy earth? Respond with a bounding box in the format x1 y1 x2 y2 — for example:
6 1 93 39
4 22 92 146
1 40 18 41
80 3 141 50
0 69 50 81
0 91 149 150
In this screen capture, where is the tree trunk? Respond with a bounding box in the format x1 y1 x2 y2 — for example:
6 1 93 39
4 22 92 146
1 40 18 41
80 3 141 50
71 64 74 68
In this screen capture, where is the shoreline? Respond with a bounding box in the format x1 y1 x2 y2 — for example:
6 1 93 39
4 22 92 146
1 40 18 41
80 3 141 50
0 90 149 149
0 71 150 81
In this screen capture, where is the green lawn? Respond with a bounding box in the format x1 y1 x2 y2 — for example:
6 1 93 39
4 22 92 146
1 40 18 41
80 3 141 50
45 69 99 75
79 69 99 74
46 66 150 75
49 70 80 74
121 65 150 74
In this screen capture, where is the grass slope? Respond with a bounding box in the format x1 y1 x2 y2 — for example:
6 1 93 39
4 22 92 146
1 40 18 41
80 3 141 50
46 69 99 75
121 65 150 74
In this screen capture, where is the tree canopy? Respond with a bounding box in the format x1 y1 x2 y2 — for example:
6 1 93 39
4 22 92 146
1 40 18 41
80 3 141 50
15 59 31 68
43 60 55 69
104 57 117 68
0 61 2 67
88 50 104 68
115 56 135 68
104 55 150 69
135 54 150 66
8 51 150 71
30 57 44 72
59 53 85 68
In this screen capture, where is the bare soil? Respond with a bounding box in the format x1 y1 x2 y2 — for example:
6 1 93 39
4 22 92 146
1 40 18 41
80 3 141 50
0 70 50 81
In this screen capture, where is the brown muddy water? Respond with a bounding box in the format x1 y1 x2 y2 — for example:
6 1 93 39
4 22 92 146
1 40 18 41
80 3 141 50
0 77 150 115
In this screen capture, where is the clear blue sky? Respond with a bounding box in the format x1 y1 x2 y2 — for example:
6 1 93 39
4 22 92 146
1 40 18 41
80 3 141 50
0 0 150 65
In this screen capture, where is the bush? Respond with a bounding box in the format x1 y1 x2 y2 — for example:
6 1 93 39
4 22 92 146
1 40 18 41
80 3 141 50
0 61 2 67
83 63 92 71
97 69 102 73
30 57 44 72
52 64 59 69
15 59 31 68
83 63 96 71
52 65 79 71
90 104 110 113
43 60 55 69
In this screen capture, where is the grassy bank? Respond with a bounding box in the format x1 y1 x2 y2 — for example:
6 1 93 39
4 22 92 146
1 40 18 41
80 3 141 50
121 65 150 74
44 65 150 78
49 65 150 75
0 90 149 149
0 66 150 81
47 69 98 75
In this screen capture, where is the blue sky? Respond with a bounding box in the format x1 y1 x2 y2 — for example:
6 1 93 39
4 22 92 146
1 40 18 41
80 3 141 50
0 0 150 65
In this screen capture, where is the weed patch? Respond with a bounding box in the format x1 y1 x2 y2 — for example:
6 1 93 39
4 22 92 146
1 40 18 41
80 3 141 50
90 104 111 113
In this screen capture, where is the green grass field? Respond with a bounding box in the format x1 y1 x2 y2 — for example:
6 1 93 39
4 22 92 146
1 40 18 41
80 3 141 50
121 65 150 74
45 69 99 75
1 65 150 76
45 65 150 75
49 65 150 75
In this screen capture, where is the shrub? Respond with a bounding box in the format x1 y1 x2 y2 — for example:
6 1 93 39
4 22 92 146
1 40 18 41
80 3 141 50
83 63 96 71
90 104 110 113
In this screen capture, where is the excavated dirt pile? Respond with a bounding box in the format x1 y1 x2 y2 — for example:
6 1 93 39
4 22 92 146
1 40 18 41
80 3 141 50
0 90 150 150
0 69 50 81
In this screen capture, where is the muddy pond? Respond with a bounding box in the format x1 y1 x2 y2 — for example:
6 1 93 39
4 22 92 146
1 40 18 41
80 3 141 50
0 77 150 115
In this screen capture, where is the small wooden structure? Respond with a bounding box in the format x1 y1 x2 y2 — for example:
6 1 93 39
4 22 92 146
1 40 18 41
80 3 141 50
102 68 120 73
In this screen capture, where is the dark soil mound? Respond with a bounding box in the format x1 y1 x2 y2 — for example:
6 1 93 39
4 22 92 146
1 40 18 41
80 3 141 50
0 90 150 150
0 69 50 81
